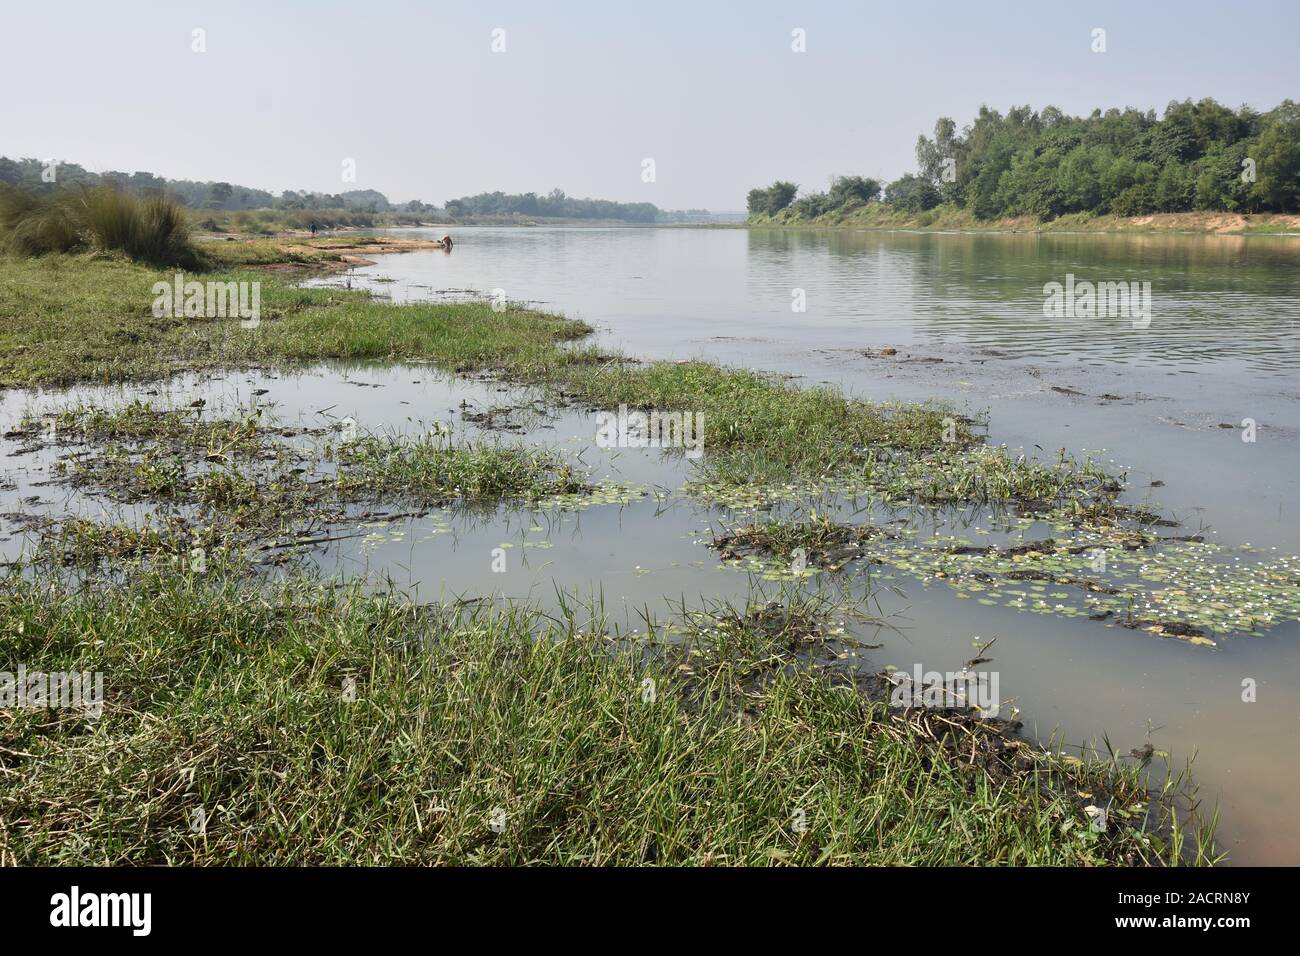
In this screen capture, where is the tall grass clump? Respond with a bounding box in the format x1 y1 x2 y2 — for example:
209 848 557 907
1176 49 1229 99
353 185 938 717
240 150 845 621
0 184 199 268
68 184 200 268
0 185 81 255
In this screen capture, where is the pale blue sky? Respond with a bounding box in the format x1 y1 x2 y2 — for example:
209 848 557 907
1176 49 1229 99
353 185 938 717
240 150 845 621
2 0 1296 209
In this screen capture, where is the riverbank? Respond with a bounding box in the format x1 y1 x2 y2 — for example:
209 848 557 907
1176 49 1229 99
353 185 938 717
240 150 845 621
0 247 1222 864
747 205 1300 235
2 564 1207 865
197 234 448 271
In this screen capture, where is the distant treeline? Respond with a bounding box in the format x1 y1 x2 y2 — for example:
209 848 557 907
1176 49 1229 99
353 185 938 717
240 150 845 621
0 157 435 215
444 189 659 222
749 98 1300 221
0 159 686 223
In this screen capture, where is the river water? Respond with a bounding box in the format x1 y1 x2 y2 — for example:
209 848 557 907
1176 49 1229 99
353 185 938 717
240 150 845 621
4 225 1298 863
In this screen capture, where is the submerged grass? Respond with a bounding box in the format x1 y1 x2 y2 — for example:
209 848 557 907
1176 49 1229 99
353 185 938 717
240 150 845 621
49 407 592 508
334 433 590 504
705 501 1300 642
30 408 601 568
0 567 1216 865
714 512 884 569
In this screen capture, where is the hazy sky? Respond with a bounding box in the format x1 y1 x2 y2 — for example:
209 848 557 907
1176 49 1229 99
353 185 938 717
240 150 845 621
3 0 1297 210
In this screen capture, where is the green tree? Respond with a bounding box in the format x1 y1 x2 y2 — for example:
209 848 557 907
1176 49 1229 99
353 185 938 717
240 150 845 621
747 97 1299 221
1194 142 1252 211
828 175 881 207
746 181 798 216
208 182 234 208
884 174 940 212
1249 103 1300 212
1155 160 1195 211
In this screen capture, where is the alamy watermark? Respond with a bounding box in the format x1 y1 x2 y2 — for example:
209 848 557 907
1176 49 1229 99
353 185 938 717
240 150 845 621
595 404 705 459
50 886 150 936
1 666 104 718
1043 274 1151 329
888 664 1000 718
152 273 261 328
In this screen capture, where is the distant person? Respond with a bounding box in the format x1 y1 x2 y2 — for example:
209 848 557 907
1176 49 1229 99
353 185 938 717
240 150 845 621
310 221 318 237
441 234 453 252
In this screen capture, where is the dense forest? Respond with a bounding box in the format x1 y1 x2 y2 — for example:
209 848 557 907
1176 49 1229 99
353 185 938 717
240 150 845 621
749 98 1300 221
443 189 659 222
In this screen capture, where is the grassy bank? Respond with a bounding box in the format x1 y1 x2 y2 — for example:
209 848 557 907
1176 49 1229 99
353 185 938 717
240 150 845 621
0 251 971 484
748 204 1300 235
0 567 1213 865
0 254 589 389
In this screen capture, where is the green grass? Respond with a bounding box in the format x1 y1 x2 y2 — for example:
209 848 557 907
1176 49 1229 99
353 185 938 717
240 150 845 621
713 512 882 568
553 360 966 463
0 253 964 487
43 403 591 511
5 398 603 573
36 399 267 452
334 433 590 504
0 567 1216 865
882 444 1121 505
45 403 593 510
0 255 591 389
27 517 218 571
28 404 601 567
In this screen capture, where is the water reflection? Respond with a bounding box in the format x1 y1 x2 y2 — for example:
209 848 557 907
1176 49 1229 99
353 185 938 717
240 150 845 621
743 228 1300 370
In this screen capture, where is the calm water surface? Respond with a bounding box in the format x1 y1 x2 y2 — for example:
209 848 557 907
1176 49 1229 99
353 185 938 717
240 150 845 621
4 226 1298 863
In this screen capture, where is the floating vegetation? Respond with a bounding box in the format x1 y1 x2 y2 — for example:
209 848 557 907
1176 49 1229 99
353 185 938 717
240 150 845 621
686 443 1124 512
709 506 1300 643
713 512 885 567
876 535 1298 643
